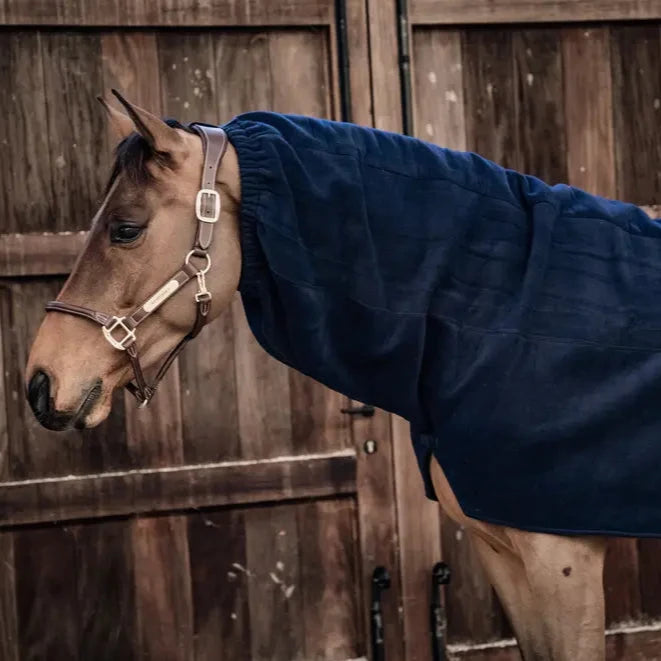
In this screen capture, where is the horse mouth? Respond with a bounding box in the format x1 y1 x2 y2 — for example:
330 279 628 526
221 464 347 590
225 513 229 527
72 380 104 429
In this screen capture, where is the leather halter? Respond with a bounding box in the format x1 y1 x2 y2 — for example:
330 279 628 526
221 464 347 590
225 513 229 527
45 124 229 407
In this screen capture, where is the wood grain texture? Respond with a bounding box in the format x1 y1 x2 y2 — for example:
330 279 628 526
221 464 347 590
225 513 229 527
74 520 136 661
462 29 520 170
562 27 616 196
345 0 373 128
132 515 193 660
188 509 250 661
0 231 87 276
413 28 466 150
0 33 53 233
0 451 357 526
411 0 661 25
1 0 333 25
353 406 405 660
0 532 18 661
245 504 305 660
40 32 108 232
15 526 80 660
513 29 566 182
391 415 442 661
611 23 661 205
297 498 362 660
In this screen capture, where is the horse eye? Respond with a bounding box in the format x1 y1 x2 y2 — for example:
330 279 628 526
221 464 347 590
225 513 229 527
110 223 144 244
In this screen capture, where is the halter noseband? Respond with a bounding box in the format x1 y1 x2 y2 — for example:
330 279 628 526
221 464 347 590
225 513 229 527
45 124 229 408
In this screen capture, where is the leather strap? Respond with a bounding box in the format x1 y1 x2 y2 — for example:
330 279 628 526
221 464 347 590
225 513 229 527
44 122 228 407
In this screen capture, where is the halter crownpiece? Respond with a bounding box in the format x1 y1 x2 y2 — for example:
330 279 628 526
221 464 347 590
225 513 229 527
45 124 229 407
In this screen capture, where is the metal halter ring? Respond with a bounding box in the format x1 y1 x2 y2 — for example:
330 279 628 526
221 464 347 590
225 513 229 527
102 316 137 351
185 250 211 275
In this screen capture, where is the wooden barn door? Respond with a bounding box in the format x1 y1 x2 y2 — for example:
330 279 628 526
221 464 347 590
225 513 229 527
0 3 408 660
366 1 661 659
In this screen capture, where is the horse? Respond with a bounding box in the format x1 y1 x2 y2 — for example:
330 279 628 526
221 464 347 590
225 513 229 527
29 90 641 660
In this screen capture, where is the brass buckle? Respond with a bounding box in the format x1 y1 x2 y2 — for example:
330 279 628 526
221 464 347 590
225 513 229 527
102 316 136 351
195 189 220 223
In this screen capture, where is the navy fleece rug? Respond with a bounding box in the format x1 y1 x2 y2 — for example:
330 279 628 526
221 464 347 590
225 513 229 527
223 111 661 537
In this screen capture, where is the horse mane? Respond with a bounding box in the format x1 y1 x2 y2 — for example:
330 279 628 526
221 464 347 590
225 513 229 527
105 118 193 193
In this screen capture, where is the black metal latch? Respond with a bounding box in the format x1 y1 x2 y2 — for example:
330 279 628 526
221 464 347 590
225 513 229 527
430 562 451 661
341 404 375 417
371 566 390 661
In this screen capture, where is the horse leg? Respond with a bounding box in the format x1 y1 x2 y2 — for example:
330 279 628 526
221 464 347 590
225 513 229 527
429 456 606 660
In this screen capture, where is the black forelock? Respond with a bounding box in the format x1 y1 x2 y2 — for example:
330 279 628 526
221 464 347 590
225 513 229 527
105 118 194 194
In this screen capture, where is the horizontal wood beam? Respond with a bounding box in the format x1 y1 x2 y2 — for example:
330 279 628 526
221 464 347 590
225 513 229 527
0 0 332 26
0 231 86 277
411 0 661 25
0 450 357 528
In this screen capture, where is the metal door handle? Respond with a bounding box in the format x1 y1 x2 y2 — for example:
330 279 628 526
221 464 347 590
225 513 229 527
341 404 375 417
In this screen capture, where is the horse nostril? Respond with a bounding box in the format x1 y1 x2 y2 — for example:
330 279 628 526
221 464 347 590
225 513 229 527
27 370 52 420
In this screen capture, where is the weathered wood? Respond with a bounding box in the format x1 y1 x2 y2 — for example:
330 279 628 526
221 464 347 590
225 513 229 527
132 516 193 660
462 29 521 170
245 504 304 660
40 32 108 232
0 231 87 277
0 33 53 234
0 451 357 527
611 23 661 205
188 509 250 661
353 405 405 660
297 499 362 659
15 526 80 660
513 29 566 182
346 0 375 128
0 532 18 661
562 27 616 196
413 28 466 149
74 520 136 660
1 0 332 25
391 415 442 661
411 0 661 25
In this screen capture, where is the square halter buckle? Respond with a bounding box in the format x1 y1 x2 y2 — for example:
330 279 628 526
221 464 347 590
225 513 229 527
102 316 136 351
195 188 220 223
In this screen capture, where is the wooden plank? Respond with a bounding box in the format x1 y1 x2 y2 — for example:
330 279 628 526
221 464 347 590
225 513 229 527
367 0 402 132
132 516 193 660
1 0 332 25
462 29 520 170
74 520 136 660
0 532 18 661
562 27 616 196
0 32 53 234
15 526 80 660
0 451 357 527
391 416 442 661
353 406 405 660
345 0 373 128
245 504 305 660
0 231 87 277
513 29 566 182
297 498 362 659
188 509 250 661
611 23 661 205
40 32 108 232
413 28 466 149
411 0 661 25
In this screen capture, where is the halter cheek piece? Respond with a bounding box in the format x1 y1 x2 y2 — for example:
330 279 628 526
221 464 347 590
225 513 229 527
45 124 228 408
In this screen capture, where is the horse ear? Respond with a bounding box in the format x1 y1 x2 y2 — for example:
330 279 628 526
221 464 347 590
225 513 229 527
96 95 134 141
110 88 183 153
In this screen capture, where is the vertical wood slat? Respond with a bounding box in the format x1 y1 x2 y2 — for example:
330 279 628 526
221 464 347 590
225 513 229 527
101 32 194 660
563 26 642 627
